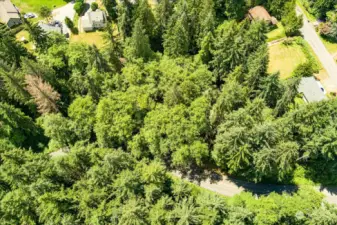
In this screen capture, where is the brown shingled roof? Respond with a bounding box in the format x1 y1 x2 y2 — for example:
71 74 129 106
248 6 272 22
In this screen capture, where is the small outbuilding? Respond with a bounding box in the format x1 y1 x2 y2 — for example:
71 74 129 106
82 9 106 32
0 0 21 27
298 77 327 103
248 6 278 25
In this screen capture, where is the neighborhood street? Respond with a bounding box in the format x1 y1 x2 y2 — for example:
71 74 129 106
173 172 337 205
296 6 337 92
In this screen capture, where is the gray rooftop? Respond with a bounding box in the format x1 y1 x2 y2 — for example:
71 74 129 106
39 23 62 34
89 10 104 23
0 0 20 20
298 77 327 103
1 0 17 13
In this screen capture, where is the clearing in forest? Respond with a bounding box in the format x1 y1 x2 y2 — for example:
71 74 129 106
268 41 307 79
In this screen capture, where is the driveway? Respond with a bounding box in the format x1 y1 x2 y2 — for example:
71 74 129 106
296 6 337 92
52 1 76 35
173 171 337 205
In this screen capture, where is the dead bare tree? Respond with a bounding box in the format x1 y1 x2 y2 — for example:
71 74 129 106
25 75 60 114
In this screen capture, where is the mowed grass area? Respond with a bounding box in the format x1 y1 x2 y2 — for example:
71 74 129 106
12 0 66 14
70 31 105 48
267 23 286 42
268 42 307 79
15 30 35 51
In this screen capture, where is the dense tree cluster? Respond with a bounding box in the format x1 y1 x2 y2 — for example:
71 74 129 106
0 143 335 224
1 0 337 223
301 0 337 19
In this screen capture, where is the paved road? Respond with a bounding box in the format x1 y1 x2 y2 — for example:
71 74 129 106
52 1 76 35
173 172 337 205
296 6 337 91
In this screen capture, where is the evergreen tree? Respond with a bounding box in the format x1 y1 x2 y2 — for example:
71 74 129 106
23 19 48 50
102 22 123 72
154 0 173 38
133 0 156 38
197 0 216 48
0 102 40 148
274 77 301 117
124 19 154 62
163 10 189 56
102 0 118 20
0 22 31 66
0 61 30 104
117 0 133 40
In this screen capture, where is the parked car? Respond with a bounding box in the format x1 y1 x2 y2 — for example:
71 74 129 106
49 20 62 27
24 13 35 19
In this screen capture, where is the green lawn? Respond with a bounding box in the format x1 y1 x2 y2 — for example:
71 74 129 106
268 42 307 79
12 0 67 14
267 23 286 42
70 31 105 48
268 38 327 80
15 30 35 51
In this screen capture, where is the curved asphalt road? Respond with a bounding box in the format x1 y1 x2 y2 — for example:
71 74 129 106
296 6 337 92
173 172 337 205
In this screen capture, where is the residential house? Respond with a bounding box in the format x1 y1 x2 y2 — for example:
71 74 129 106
248 6 278 25
298 77 327 103
82 9 106 32
39 22 63 34
0 0 21 27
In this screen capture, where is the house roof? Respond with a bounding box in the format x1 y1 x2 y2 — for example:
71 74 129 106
298 77 327 103
89 10 104 23
248 6 272 21
82 10 105 29
39 23 62 34
0 0 20 22
82 13 92 29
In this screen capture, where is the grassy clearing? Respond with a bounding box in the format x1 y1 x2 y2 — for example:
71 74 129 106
70 31 105 48
12 0 66 14
268 38 327 79
268 42 307 79
15 30 35 51
267 23 286 42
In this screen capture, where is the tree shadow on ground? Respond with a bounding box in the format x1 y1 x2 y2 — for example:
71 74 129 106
225 176 299 196
302 162 337 196
179 168 299 196
81 3 90 16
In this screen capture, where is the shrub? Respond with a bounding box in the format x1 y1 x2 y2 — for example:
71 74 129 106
72 27 79 35
74 1 84 15
64 17 74 29
292 62 314 78
39 6 52 19
91 2 98 11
